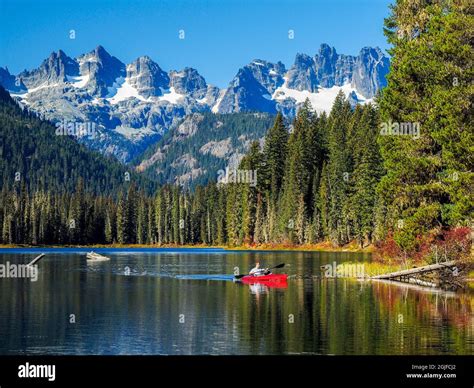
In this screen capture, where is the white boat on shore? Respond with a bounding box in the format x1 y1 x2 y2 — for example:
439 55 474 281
86 251 110 262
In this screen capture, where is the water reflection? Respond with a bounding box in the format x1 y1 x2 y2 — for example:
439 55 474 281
248 283 269 295
0 250 471 355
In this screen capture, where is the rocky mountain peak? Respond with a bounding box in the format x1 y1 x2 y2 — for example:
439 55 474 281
0 67 27 93
94 45 108 57
318 43 338 58
1 43 390 163
78 46 126 97
127 56 169 97
314 43 339 88
17 49 78 89
169 67 207 98
351 46 389 98
287 53 318 92
217 60 283 114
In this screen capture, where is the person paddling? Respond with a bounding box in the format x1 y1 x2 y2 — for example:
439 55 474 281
249 262 271 277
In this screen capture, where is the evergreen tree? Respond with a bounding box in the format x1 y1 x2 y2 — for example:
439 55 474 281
279 101 312 242
378 0 473 254
137 194 146 244
240 141 262 243
116 193 126 244
326 91 352 245
105 208 114 244
350 105 384 247
262 112 288 200
154 190 163 245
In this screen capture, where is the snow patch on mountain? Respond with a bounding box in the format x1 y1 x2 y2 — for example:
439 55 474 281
196 96 209 104
273 78 370 114
79 55 99 65
66 74 90 88
24 82 60 95
107 77 150 104
10 82 62 104
158 87 184 104
211 89 227 113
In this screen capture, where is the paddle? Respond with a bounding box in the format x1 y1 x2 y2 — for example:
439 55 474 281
234 263 285 279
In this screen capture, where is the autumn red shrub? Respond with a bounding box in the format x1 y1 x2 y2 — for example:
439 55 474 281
373 233 401 262
428 227 472 263
375 227 472 263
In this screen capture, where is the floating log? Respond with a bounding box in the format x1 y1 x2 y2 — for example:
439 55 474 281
27 253 45 267
371 260 458 280
86 251 110 262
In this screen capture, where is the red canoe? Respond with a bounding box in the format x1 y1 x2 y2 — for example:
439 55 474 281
239 274 288 285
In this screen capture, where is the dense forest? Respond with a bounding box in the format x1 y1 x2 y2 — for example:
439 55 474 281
134 111 276 189
0 0 472 264
0 92 384 247
0 87 154 196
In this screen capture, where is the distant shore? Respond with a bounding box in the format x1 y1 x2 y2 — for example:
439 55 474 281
0 241 373 253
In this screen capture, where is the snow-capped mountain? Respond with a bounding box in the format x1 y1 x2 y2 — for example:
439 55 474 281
1 44 389 163
213 60 286 114
215 44 389 116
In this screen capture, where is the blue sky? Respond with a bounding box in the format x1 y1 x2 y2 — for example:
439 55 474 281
0 0 393 87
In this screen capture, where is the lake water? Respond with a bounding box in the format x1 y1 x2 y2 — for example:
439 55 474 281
0 249 472 355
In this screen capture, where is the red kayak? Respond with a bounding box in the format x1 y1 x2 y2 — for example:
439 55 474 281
239 274 288 285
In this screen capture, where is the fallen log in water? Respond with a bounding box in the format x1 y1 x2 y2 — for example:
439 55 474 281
27 253 45 267
370 260 458 280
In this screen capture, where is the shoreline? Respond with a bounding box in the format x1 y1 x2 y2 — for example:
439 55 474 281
0 241 373 253
0 243 410 278
1 244 471 287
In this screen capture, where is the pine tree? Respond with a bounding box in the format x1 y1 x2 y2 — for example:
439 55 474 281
215 187 226 245
262 112 288 200
378 0 473 254
253 193 264 245
311 168 323 242
116 193 126 244
125 184 138 244
279 102 312 242
350 105 384 247
29 193 38 245
295 194 306 244
171 186 180 244
154 190 163 245
225 183 243 247
105 208 114 244
326 91 352 245
137 195 146 244
240 141 262 243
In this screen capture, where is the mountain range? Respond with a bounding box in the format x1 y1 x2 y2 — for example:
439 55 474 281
0 44 389 164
